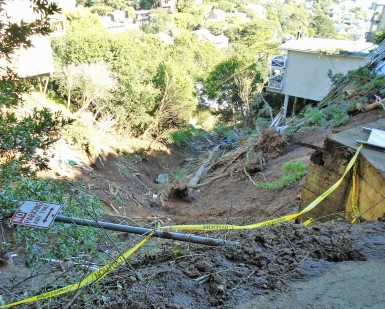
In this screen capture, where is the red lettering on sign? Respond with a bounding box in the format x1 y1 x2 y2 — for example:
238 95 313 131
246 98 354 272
11 212 27 224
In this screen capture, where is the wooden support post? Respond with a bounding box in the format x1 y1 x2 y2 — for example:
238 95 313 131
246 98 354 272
292 96 298 116
43 75 50 95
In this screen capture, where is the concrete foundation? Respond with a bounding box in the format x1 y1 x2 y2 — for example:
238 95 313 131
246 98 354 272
299 119 385 222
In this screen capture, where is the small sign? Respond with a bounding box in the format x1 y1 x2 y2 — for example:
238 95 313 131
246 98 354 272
367 129 385 148
10 200 62 229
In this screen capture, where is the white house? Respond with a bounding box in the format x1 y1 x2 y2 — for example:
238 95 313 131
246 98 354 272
193 28 229 49
52 0 76 11
266 38 376 116
135 10 151 25
159 0 177 13
1 0 56 78
206 9 226 22
157 32 174 45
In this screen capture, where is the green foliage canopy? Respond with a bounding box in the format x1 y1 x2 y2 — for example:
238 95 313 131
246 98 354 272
309 13 338 38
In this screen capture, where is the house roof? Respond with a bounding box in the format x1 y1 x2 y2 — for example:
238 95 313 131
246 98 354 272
279 38 376 57
157 32 174 45
193 28 229 48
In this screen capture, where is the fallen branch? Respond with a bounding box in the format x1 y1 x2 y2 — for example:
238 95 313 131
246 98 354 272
363 99 385 112
188 170 232 189
189 145 220 187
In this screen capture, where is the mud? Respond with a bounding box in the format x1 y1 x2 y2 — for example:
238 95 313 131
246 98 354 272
52 220 385 309
2 109 385 308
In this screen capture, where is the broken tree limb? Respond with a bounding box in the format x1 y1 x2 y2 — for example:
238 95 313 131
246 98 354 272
168 145 221 201
363 98 385 112
188 170 232 189
189 145 220 187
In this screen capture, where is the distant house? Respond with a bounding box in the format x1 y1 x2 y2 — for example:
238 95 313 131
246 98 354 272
51 0 76 11
157 32 174 45
193 28 229 49
266 38 376 116
136 10 151 25
230 11 250 23
159 0 177 13
245 3 267 19
206 9 226 22
101 10 137 33
108 10 127 23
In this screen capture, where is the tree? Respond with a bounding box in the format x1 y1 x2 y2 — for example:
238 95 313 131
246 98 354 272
55 63 78 109
204 50 265 126
55 62 118 120
51 8 109 65
105 31 168 135
176 0 195 12
142 60 197 139
375 29 385 44
234 71 256 126
314 0 335 16
309 13 337 38
0 0 69 181
265 1 310 39
232 19 277 47
141 8 170 34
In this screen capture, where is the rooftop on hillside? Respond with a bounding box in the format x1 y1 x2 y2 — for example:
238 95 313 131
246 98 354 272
280 38 376 57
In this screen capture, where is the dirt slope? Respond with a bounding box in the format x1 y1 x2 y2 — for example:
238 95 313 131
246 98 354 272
2 109 385 308
44 108 385 308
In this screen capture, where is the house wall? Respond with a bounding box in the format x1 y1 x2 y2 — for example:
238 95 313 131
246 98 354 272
16 35 54 77
282 51 364 101
2 0 55 77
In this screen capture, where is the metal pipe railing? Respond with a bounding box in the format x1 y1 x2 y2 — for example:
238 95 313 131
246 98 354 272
54 215 239 246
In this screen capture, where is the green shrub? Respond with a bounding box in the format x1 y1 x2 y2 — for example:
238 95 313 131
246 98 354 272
374 28 385 44
171 168 188 182
324 104 349 127
1 178 105 267
301 106 324 126
170 125 209 146
257 160 307 190
214 122 238 140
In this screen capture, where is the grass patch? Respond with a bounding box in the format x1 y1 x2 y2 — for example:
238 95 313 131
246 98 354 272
257 160 307 190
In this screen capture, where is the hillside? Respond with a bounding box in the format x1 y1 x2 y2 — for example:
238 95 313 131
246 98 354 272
2 1 385 307
1 104 384 308
2 60 385 307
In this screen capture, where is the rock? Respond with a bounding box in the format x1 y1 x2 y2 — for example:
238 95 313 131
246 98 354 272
155 173 169 184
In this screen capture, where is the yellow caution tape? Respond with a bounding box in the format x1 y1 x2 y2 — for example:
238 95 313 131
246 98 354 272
1 145 364 308
160 144 363 232
303 218 314 226
0 232 154 309
351 159 361 223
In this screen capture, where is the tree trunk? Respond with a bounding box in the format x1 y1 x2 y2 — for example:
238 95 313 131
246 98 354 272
189 145 220 187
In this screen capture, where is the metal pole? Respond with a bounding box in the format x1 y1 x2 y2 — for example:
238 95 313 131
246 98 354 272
54 215 239 246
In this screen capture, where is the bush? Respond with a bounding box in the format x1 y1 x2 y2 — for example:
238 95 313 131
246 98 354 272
170 125 209 146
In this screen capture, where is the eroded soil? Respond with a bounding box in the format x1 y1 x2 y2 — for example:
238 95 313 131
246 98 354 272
1 109 385 308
